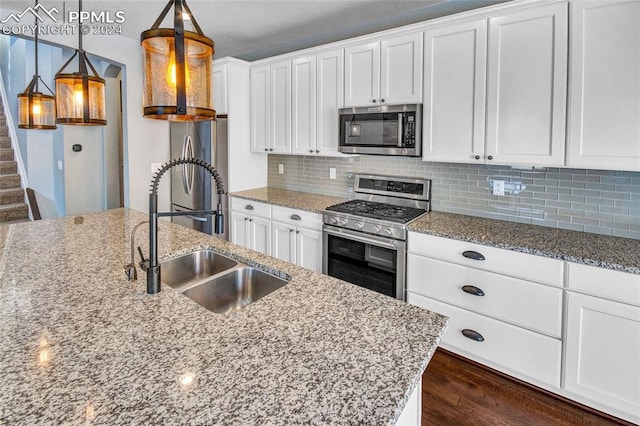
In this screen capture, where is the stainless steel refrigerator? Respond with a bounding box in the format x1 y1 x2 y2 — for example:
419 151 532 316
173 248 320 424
170 117 229 240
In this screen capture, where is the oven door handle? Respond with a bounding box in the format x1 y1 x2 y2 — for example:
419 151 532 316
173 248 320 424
323 225 399 250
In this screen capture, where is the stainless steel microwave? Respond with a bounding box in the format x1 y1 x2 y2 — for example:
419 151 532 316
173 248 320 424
338 104 422 156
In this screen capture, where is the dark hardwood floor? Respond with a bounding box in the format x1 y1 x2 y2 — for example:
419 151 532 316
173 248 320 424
421 349 635 426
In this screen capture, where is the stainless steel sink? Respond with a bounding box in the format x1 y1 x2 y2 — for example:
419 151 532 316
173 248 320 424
160 250 238 290
181 267 288 314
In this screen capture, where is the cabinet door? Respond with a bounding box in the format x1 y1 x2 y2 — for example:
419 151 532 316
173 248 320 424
212 62 227 115
565 292 640 423
270 60 291 154
250 64 270 153
567 1 640 171
271 221 295 264
344 41 380 107
291 56 317 155
230 211 249 248
380 32 423 105
249 216 271 255
486 3 567 166
316 49 344 156
423 20 487 163
296 227 322 272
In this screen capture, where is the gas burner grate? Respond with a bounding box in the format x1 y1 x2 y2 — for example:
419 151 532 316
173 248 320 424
326 200 427 224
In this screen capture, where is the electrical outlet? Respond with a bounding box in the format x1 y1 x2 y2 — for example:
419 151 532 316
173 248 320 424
151 162 162 175
493 180 505 196
278 164 284 174
57 160 63 171
329 168 336 180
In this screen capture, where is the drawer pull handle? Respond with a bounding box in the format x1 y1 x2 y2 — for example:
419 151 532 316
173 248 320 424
290 214 301 221
462 329 484 342
245 205 254 211
462 285 485 297
462 250 485 261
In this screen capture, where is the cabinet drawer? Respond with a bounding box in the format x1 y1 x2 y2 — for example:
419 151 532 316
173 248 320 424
408 292 561 388
272 205 322 230
567 262 640 307
408 233 563 287
230 198 271 219
407 254 562 337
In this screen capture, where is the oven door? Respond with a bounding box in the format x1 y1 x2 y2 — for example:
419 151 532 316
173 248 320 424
323 224 406 301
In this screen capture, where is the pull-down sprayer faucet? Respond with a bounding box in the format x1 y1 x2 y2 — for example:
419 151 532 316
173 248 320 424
146 157 225 294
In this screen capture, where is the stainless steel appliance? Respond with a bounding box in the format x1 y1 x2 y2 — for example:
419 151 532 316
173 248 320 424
170 117 229 239
338 104 422 156
322 175 431 300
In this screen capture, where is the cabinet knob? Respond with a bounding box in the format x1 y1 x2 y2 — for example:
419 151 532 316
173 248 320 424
269 148 274 152
264 148 268 152
316 150 320 154
462 285 485 297
462 329 484 342
487 155 493 160
249 218 253 222
296 230 300 234
244 217 248 221
462 250 485 261
474 155 480 160
309 150 314 153
289 229 294 233
380 99 385 103
372 99 377 103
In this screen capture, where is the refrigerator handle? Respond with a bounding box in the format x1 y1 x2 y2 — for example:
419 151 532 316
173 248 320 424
182 135 195 195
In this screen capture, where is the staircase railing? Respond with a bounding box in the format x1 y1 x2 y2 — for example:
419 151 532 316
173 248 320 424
0 68 33 220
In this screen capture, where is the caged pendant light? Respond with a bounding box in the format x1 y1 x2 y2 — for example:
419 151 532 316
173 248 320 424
140 0 215 121
17 0 56 130
54 0 106 125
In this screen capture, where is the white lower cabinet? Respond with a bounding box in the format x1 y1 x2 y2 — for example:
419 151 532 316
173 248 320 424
407 232 563 389
230 198 272 255
409 293 561 388
564 263 640 424
271 205 322 272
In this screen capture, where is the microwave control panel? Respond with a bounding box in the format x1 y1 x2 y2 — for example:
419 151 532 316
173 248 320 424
404 114 416 147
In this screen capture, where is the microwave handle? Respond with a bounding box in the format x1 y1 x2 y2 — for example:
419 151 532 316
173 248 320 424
397 113 403 147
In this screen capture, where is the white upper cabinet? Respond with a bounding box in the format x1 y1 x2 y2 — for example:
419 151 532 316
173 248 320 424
422 20 487 163
316 49 344 156
485 2 568 166
291 55 317 155
212 62 227 115
344 32 422 107
567 1 640 171
270 60 292 154
380 33 424 105
250 64 270 153
344 41 380 107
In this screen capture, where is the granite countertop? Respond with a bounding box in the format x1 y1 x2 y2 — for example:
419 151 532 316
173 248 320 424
0 209 448 425
408 211 640 275
230 187 345 213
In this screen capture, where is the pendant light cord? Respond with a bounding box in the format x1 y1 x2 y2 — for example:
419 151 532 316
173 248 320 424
34 0 39 92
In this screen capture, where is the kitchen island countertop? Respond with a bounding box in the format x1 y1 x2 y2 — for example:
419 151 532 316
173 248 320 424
0 208 448 424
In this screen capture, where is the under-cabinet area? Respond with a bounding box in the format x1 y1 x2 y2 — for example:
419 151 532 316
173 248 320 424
406 231 640 424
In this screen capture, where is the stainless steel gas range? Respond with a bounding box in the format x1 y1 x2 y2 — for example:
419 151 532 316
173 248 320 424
322 175 431 301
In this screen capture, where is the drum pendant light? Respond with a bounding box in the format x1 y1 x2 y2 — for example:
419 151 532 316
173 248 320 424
141 0 215 121
17 0 56 130
54 0 106 125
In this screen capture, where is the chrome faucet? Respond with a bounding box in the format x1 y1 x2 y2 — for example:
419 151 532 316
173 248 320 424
124 220 149 281
146 158 225 294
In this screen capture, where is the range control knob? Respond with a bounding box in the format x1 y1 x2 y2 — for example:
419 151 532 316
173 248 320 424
372 226 381 233
383 228 394 236
354 222 364 229
338 218 348 226
328 217 337 225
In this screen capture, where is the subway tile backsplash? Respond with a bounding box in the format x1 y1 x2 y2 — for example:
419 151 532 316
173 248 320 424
268 155 640 239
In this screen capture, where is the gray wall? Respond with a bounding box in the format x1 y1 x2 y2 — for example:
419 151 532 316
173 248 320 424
268 155 640 239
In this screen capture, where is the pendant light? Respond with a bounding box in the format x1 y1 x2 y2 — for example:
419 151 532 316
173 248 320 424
141 0 215 121
17 0 56 130
348 115 361 137
54 0 106 125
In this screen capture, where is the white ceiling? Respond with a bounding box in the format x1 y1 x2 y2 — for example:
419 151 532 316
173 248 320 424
1 0 508 61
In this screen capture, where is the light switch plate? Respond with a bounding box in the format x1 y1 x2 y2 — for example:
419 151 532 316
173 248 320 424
329 168 336 179
278 164 284 174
